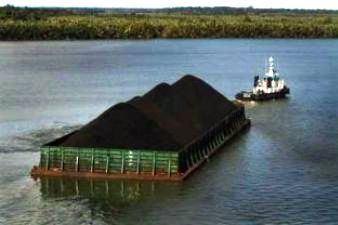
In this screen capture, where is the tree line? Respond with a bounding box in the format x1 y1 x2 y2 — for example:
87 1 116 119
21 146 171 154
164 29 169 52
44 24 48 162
0 6 338 40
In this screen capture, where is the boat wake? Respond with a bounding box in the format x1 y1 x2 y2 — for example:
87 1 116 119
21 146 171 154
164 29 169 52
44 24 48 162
0 125 81 153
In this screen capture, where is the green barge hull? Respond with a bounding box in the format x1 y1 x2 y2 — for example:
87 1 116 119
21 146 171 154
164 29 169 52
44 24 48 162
31 107 250 181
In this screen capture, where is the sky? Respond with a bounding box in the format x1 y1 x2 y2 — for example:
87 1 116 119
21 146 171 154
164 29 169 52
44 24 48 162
1 0 338 10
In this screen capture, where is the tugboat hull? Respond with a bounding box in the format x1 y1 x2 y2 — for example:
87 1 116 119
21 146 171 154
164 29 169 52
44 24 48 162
236 87 290 101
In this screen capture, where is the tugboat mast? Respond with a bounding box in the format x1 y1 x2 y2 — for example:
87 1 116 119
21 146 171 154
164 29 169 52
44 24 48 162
265 56 278 78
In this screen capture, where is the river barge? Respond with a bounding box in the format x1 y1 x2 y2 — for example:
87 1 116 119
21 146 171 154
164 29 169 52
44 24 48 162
31 75 250 181
236 56 290 101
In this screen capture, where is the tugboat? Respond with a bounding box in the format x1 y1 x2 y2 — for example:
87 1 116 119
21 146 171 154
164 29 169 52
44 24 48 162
235 56 290 101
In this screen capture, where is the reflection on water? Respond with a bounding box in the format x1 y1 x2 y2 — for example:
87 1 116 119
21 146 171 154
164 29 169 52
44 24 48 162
38 177 181 204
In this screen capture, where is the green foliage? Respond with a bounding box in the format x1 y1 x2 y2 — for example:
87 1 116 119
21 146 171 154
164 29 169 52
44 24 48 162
322 16 333 24
243 14 252 23
0 13 338 40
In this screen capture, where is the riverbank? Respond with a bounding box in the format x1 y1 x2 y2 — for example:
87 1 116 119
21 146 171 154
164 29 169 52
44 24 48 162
1 14 338 40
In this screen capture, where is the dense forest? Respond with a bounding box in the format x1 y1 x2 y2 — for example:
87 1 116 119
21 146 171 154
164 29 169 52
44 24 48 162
1 5 338 40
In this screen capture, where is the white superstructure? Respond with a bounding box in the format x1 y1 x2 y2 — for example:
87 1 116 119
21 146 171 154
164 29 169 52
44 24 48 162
252 56 285 94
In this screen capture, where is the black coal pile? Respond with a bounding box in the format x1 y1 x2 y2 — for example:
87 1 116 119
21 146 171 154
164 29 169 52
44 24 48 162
56 75 238 151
